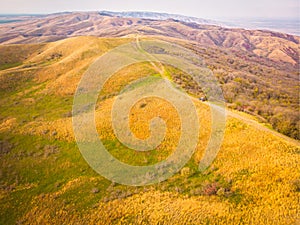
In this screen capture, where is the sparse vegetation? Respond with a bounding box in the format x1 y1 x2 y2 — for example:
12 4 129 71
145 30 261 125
182 42 300 139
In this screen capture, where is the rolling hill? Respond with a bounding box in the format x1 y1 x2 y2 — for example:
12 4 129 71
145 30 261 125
1 14 299 139
0 35 299 224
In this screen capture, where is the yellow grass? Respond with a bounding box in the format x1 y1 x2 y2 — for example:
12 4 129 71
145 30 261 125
0 36 299 224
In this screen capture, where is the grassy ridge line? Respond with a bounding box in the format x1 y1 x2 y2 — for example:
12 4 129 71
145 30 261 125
1 35 299 139
136 35 300 145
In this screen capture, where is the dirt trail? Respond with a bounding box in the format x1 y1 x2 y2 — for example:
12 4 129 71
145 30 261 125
224 106 300 146
196 98 300 146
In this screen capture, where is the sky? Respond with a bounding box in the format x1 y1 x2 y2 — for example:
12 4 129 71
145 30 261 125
0 0 299 19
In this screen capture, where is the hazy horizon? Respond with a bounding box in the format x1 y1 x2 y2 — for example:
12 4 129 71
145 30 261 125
0 0 299 20
0 10 300 20
1 9 299 36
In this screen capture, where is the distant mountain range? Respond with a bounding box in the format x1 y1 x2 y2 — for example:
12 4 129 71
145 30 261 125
99 11 223 26
1 11 299 35
0 11 298 65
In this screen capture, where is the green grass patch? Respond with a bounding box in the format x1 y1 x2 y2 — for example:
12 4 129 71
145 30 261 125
0 62 22 71
102 139 171 166
0 84 73 122
0 132 108 224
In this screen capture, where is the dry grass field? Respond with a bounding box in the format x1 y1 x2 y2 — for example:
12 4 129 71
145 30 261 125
0 36 299 224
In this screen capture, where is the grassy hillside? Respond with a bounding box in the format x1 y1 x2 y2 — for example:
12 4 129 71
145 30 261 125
0 36 299 224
